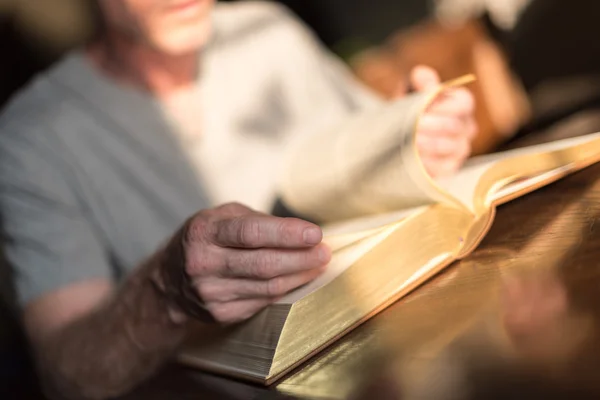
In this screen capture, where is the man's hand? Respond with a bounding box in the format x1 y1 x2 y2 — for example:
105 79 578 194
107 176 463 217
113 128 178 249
162 203 331 325
411 65 478 178
22 203 329 400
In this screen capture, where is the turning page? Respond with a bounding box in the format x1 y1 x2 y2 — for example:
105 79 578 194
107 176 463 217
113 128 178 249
279 76 474 223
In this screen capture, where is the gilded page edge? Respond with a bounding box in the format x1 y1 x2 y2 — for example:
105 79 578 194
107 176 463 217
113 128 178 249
267 205 474 383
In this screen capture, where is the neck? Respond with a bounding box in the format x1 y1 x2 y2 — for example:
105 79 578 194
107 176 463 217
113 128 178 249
88 32 199 97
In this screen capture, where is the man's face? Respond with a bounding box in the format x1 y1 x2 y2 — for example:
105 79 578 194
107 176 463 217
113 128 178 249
99 0 216 55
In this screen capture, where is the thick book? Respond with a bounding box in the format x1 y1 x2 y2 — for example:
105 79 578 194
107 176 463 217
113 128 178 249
177 76 600 384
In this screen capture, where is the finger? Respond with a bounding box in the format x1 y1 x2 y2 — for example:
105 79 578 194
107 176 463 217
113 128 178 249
417 134 471 158
184 242 224 277
214 214 323 249
184 241 330 279
185 203 257 244
417 135 460 157
222 243 331 279
427 88 475 117
410 65 440 92
420 137 471 175
464 116 479 141
195 266 326 302
421 155 464 178
417 114 465 137
206 297 277 325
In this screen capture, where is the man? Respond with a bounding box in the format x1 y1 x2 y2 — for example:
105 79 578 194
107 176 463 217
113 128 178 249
0 0 476 399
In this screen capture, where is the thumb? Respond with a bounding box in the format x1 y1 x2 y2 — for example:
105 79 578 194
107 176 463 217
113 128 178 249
410 65 441 92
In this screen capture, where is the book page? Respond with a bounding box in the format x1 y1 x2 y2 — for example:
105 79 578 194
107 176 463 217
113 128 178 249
322 205 427 238
277 219 410 304
279 77 474 224
437 159 497 212
274 205 427 305
437 132 600 213
490 166 572 203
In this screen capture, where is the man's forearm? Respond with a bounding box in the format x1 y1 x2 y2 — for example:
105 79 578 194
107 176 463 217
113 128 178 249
35 258 189 400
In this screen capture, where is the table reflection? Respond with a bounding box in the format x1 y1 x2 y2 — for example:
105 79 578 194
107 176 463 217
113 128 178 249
279 165 600 400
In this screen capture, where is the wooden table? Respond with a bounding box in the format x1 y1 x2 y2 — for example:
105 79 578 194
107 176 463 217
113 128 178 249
118 161 600 399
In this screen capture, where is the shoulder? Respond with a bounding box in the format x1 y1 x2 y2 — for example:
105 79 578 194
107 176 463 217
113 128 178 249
0 59 72 142
0 56 85 187
0 52 91 152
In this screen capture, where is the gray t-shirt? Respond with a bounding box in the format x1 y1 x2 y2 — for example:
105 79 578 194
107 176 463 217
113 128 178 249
0 1 381 308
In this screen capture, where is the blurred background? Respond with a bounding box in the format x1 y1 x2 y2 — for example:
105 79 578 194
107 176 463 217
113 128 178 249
3 0 600 153
2 0 600 398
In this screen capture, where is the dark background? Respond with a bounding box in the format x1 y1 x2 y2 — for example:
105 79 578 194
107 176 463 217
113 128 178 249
0 0 431 108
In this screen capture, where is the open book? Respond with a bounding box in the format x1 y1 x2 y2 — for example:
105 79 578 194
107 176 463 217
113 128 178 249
177 76 600 384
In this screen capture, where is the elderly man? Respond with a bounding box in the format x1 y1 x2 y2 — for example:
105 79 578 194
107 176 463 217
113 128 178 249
0 0 476 398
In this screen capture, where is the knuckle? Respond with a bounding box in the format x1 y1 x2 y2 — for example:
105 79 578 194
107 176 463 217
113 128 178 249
194 281 216 302
183 216 212 245
184 257 206 277
184 257 199 276
185 249 221 276
254 263 272 280
254 252 280 278
237 218 261 246
222 251 237 277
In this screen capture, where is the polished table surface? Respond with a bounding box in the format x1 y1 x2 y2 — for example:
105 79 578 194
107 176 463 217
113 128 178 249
121 135 600 399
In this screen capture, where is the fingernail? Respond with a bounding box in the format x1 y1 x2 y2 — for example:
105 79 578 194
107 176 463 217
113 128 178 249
303 227 322 245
